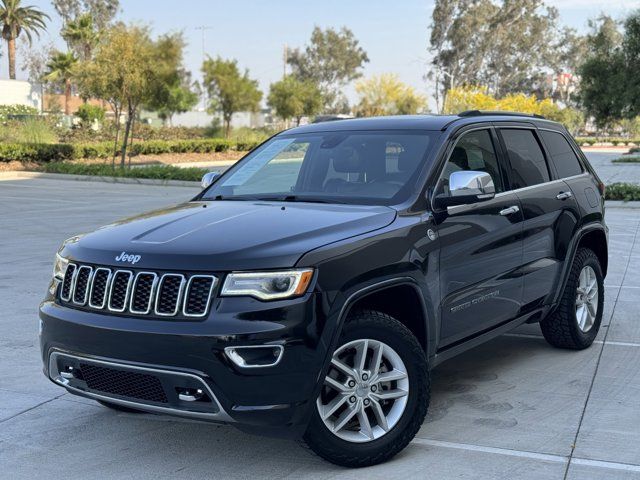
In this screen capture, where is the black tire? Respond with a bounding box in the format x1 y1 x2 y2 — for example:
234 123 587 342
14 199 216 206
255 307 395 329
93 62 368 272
540 247 604 349
97 400 144 413
303 309 430 468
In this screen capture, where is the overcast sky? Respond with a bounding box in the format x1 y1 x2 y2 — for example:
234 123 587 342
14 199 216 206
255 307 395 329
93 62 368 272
4 0 640 107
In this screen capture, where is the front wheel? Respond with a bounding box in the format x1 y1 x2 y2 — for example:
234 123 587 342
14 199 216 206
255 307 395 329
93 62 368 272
304 309 429 467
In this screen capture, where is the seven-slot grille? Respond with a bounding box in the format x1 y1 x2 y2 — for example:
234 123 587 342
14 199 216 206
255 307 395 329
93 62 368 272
59 263 216 318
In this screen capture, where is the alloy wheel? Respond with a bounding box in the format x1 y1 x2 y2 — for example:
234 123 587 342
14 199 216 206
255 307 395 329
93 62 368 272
316 339 409 443
575 265 598 333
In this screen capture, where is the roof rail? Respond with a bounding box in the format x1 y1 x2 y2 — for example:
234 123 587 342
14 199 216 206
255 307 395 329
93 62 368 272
458 110 546 120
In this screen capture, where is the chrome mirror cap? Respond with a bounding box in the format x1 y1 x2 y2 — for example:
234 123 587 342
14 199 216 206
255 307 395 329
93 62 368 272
449 170 495 197
201 172 220 190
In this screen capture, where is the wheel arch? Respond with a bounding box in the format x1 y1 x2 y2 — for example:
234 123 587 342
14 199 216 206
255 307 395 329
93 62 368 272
552 223 608 306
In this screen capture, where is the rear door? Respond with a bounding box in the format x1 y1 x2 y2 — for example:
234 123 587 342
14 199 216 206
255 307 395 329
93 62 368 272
496 126 581 311
435 127 524 347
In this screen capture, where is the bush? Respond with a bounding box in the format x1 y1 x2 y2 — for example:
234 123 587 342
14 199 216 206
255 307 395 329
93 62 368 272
0 138 255 163
41 162 208 182
0 104 39 120
76 104 106 124
0 118 57 144
630 147 640 154
612 156 640 163
606 183 640 201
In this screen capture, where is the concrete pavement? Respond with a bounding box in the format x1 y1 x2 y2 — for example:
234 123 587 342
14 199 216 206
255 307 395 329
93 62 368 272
0 173 639 479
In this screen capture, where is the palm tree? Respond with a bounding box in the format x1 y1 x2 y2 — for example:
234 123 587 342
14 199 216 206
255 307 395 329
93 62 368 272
61 13 99 61
44 51 78 115
0 0 49 79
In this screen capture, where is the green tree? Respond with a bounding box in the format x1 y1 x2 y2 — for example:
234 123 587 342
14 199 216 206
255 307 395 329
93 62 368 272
578 15 627 128
43 51 78 115
267 76 323 126
78 24 156 165
143 32 198 126
61 12 99 60
354 74 427 117
0 0 49 79
428 0 579 108
53 0 119 31
201 56 262 137
288 26 369 112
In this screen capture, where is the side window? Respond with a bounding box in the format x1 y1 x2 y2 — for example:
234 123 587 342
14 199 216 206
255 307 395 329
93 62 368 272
540 130 584 178
500 129 550 189
440 129 504 193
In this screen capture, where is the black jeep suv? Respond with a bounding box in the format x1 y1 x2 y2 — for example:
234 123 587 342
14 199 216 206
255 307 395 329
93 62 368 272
40 111 608 467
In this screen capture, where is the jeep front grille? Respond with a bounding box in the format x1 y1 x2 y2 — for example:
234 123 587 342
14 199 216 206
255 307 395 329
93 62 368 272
59 263 217 318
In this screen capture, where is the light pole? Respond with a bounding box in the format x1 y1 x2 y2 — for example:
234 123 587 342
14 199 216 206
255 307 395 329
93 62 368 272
196 26 213 111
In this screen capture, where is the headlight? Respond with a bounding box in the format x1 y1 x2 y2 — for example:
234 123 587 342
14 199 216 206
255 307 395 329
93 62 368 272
53 253 69 280
221 269 314 301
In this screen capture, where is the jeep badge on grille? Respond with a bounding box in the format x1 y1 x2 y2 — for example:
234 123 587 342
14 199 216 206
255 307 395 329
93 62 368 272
114 251 141 264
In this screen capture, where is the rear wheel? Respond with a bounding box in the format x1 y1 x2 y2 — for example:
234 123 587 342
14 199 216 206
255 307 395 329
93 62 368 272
304 309 429 467
540 248 604 349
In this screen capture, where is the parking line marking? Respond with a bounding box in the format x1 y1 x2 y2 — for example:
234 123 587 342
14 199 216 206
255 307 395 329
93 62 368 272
412 438 566 463
413 439 640 473
571 458 640 473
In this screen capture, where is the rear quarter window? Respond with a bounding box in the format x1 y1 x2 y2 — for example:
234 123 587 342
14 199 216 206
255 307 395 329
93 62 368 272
540 130 584 178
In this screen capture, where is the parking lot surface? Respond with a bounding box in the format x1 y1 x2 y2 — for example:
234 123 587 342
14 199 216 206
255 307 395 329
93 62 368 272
1 171 639 479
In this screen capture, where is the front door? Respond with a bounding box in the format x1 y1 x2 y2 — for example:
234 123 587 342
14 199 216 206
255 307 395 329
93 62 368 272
434 128 524 347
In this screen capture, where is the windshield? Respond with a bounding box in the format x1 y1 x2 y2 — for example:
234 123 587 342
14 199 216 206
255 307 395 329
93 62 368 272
201 130 437 205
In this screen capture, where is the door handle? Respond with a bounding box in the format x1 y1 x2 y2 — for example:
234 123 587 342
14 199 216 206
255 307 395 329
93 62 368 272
556 191 573 200
499 205 520 216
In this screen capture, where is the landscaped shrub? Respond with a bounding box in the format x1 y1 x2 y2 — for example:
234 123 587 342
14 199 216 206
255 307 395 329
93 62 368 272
0 104 39 120
0 138 254 163
612 156 640 163
606 183 640 201
41 162 208 182
76 104 106 124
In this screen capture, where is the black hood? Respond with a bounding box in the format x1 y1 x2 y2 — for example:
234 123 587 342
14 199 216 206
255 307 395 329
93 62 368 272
61 200 397 271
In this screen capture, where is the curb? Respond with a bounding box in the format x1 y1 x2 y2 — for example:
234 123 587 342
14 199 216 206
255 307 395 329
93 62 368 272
0 171 200 187
606 200 640 209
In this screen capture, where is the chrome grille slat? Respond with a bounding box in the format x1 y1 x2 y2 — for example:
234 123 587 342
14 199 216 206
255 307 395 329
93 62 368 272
59 264 215 318
72 265 93 305
130 272 158 314
108 270 133 313
183 275 217 317
89 268 112 309
60 263 77 302
155 274 186 316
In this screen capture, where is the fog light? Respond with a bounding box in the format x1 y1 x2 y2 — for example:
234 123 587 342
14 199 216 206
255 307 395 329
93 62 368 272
225 345 283 368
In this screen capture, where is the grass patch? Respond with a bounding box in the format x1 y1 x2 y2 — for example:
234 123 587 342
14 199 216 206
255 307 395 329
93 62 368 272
612 155 640 163
606 183 640 201
41 162 208 182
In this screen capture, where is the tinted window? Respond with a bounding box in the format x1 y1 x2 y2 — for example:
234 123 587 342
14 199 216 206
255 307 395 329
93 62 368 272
203 131 435 205
501 129 550 189
540 130 583 178
440 129 504 192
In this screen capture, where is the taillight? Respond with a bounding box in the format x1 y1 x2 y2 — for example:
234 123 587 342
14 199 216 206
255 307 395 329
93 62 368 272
598 181 605 197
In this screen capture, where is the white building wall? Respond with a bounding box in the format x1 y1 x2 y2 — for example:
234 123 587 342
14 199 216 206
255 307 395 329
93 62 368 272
0 80 42 110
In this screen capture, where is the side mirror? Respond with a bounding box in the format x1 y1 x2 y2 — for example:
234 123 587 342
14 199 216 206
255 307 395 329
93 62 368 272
434 170 495 208
201 171 220 190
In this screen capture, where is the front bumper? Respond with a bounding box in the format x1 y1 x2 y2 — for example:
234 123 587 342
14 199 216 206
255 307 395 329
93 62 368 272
39 291 328 439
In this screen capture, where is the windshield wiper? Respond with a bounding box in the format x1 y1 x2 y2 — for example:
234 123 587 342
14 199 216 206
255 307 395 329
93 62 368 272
258 195 345 204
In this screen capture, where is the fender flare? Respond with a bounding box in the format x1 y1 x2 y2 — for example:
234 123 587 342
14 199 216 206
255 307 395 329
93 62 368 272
551 222 608 307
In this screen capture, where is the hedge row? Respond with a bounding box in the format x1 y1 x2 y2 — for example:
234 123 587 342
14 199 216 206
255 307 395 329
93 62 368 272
575 137 640 146
612 156 640 163
0 138 258 163
42 162 208 182
606 183 640 201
